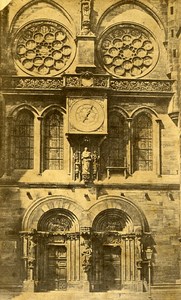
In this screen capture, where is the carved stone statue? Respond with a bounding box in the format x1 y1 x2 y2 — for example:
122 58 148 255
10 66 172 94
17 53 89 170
82 243 92 272
28 236 36 260
81 147 92 182
81 0 92 35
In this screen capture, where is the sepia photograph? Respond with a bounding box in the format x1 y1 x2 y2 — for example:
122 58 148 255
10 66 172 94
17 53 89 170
0 0 180 299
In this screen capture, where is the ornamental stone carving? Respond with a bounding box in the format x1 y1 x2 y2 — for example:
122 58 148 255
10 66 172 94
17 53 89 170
98 23 159 78
92 151 99 180
46 215 72 232
73 150 81 181
81 0 92 35
110 79 172 92
80 227 92 272
13 21 76 76
16 78 63 89
82 243 92 271
73 148 100 182
81 147 92 182
1 76 172 93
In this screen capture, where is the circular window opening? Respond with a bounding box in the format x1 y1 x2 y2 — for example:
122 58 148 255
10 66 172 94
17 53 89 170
13 20 76 76
97 23 159 78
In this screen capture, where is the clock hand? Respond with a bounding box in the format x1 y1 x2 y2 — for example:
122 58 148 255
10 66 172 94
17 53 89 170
83 105 93 122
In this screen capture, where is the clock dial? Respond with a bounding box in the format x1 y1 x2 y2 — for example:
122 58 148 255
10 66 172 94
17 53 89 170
76 104 98 124
69 100 105 132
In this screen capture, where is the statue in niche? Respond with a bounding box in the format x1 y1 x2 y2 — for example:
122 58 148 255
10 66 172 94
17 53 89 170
81 147 92 182
28 236 36 260
81 0 92 35
27 235 36 274
82 241 92 272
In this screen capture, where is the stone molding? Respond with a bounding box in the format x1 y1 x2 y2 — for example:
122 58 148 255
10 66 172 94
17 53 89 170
1 75 173 94
88 195 149 232
22 195 84 231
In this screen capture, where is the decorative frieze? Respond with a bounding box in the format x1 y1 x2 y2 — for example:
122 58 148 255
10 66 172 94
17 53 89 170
2 77 64 90
65 75 81 87
110 79 173 92
1 75 173 93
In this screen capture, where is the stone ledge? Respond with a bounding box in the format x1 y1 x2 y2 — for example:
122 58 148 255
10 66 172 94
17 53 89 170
0 75 174 95
0 181 179 190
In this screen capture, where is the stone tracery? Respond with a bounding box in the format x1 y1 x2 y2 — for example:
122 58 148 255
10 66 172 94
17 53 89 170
98 23 159 78
13 21 76 76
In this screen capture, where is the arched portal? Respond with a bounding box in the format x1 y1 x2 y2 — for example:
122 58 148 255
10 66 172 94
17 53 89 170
36 208 80 291
88 196 152 292
20 195 153 293
20 196 84 292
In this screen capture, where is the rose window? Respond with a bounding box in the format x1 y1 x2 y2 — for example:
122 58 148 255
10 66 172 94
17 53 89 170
98 24 159 78
13 21 76 76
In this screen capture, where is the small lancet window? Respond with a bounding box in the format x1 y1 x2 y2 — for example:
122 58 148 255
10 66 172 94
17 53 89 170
43 110 64 170
14 110 34 169
133 113 153 171
101 112 128 171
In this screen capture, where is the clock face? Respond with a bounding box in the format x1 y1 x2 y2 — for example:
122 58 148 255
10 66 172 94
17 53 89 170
69 99 105 132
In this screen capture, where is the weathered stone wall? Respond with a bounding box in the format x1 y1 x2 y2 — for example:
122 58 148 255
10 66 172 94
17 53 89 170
0 0 180 292
0 186 180 286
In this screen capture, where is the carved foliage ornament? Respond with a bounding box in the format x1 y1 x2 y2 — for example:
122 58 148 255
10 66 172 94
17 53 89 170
98 23 159 78
13 21 76 76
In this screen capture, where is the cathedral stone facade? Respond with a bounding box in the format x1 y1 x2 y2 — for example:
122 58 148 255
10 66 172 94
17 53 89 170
0 0 180 296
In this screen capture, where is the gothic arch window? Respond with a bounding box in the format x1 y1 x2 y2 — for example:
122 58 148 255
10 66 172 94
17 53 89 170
133 113 153 171
101 112 128 171
13 109 34 169
43 110 64 170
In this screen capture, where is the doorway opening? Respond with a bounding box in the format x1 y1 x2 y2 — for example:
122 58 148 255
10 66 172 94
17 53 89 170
46 245 67 291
